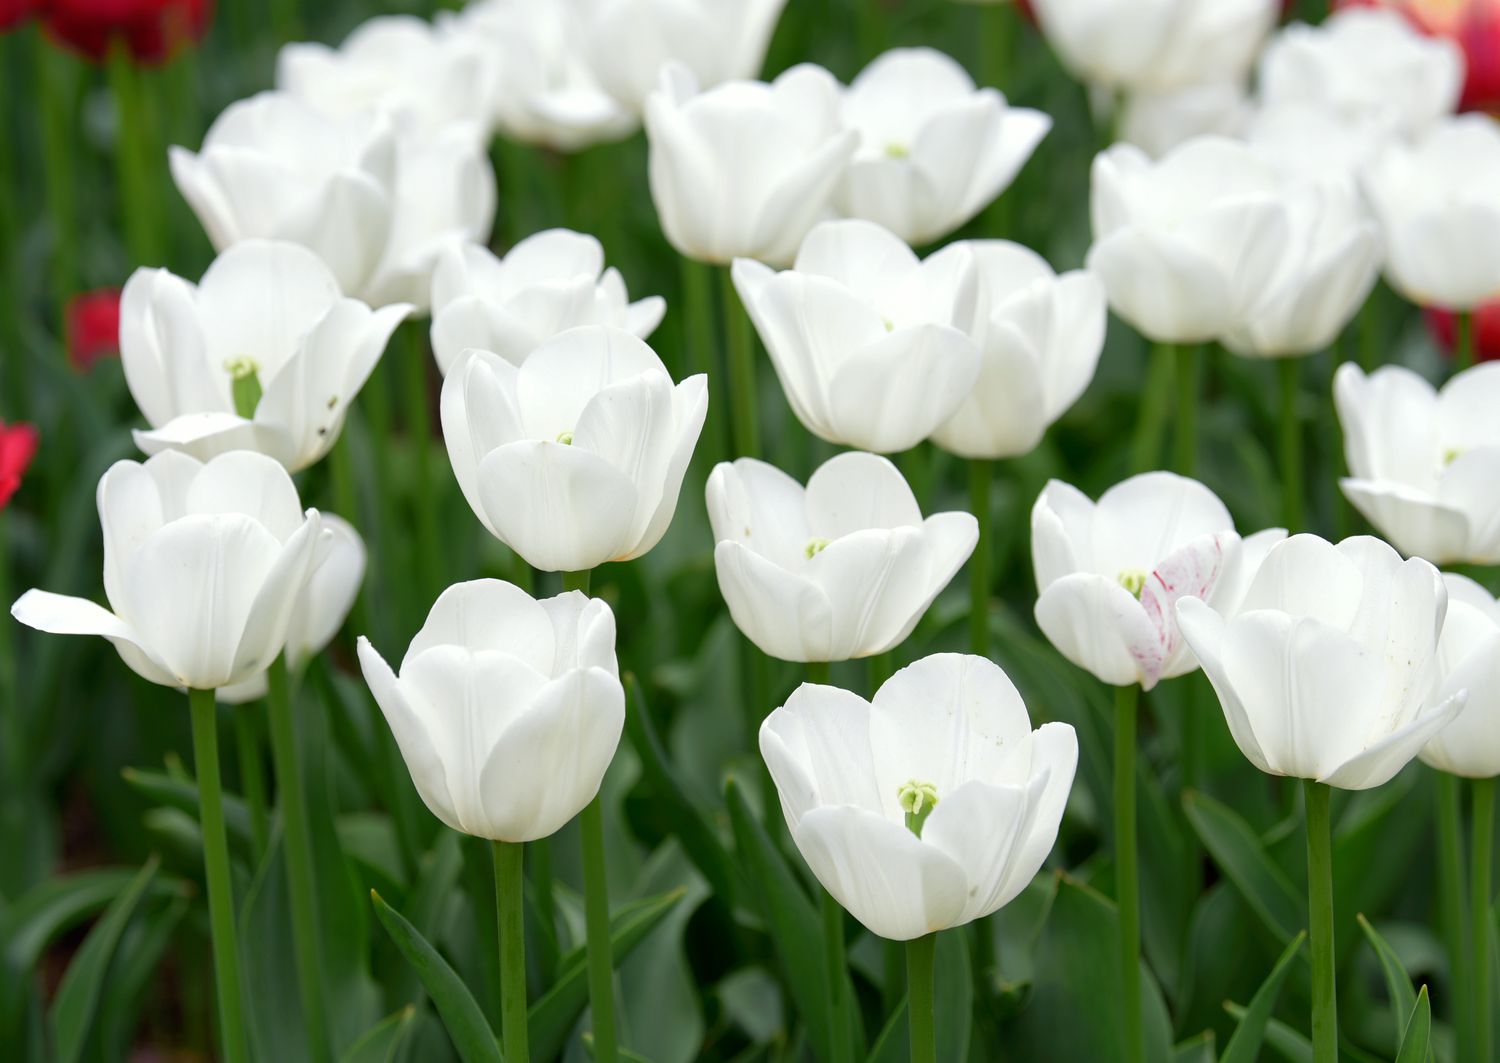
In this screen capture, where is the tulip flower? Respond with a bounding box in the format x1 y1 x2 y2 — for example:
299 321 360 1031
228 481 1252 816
580 0 791 115
834 48 1051 247
732 220 980 452
1334 361 1500 564
1243 103 1390 183
1117 82 1251 160
1341 0 1500 113
1260 8 1464 139
930 241 1106 459
10 450 330 691
40 0 211 65
1363 114 1500 311
1032 471 1287 690
1427 299 1500 362
120 240 410 472
1419 574 1500 778
1028 0 1277 93
706 452 978 663
0 422 38 510
441 326 707 572
760 652 1077 941
645 63 858 266
0 0 35 31
429 231 665 374
66 289 122 372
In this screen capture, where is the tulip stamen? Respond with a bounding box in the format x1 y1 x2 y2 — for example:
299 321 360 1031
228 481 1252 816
1118 568 1148 599
1444 445 1463 465
805 537 832 559
897 779 939 837
884 142 910 159
224 356 263 419
556 430 574 445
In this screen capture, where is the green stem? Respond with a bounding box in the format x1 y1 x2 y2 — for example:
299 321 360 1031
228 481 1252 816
529 836 558 985
1115 683 1142 1063
37 38 76 331
494 840 530 1063
978 1 1015 92
1131 344 1175 473
823 890 853 1063
578 795 617 1063
563 569 592 595
721 267 760 458
1475 776 1496 1063
806 660 831 686
265 656 331 1063
107 42 160 266
1441 773 1474 1061
1359 294 1379 372
1457 310 1476 375
906 933 937 1063
402 327 442 603
188 688 249 1063
327 431 370 641
867 652 894 695
680 256 715 382
881 938 904 1016
233 709 269 859
1304 779 1338 1063
1278 357 1303 531
969 459 993 658
1174 345 1199 477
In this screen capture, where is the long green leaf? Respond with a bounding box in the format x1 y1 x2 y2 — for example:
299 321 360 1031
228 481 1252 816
1219 931 1306 1063
1394 985 1431 1063
340 1007 417 1063
0 868 171 970
369 890 502 1063
1357 914 1419 1050
1183 790 1303 943
122 766 254 855
92 896 189 1061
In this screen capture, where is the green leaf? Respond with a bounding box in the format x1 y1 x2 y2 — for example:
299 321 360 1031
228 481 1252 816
860 931 972 1063
369 889 502 1063
1357 913 1420 1049
91 895 189 1061
528 887 687 1061
122 765 254 857
1174 1031 1215 1063
1223 1005 1311 1063
340 1007 417 1063
0 867 172 970
1183 790 1303 943
47 856 160 1063
1394 985 1431 1063
1219 930 1306 1063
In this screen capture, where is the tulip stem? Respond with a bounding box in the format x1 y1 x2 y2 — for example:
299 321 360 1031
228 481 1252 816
493 840 530 1063
233 709 269 859
822 890 853 1063
907 932 937 1063
106 42 160 266
722 267 761 458
969 459 992 658
1278 358 1303 531
266 655 331 1063
564 570 591 595
37 37 77 332
1438 773 1473 1061
1131 343 1174 473
402 326 443 603
579 795 618 1063
1174 345 1198 477
1114 683 1143 1063
1457 310 1476 374
1475 776 1496 1063
1304 779 1337 1063
188 687 249 1063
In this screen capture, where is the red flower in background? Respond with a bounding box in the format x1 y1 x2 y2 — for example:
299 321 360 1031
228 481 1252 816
1426 301 1500 361
66 289 121 372
1338 0 1500 112
1 0 38 31
0 423 38 511
39 0 213 65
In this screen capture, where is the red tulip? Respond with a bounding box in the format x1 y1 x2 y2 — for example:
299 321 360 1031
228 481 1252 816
1426 300 1500 361
66 288 121 372
1 0 38 31
38 0 213 66
0 422 38 511
1337 0 1500 112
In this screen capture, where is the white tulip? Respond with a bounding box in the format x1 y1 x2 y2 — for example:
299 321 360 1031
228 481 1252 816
1244 103 1391 184
170 92 398 300
760 653 1077 941
120 241 409 472
1364 115 1500 311
11 451 329 690
706 452 977 663
645 63 858 266
578 0 790 115
1176 534 1465 790
219 515 367 704
1334 362 1500 565
930 241 1106 459
1032 471 1286 690
1259 9 1463 140
429 231 665 375
441 326 707 572
835 48 1051 247
357 579 624 842
1029 0 1277 93
732 219 980 453
1117 81 1251 160
1421 574 1500 779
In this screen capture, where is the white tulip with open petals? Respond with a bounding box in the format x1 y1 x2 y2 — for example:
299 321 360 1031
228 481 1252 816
1421 574 1500 779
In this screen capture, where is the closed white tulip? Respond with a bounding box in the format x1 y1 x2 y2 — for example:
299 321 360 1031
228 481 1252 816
1420 574 1500 779
1259 9 1463 140
645 63 858 266
429 231 665 375
441 326 707 572
1176 534 1465 790
121 240 410 472
579 0 790 115
930 241 1106 459
220 515 367 704
706 452 977 663
732 219 980 453
11 451 330 691
1029 0 1277 93
1033 472 1286 690
1334 362 1500 565
835 48 1051 247
1118 81 1251 160
760 653 1077 941
1364 115 1500 311
357 579 624 842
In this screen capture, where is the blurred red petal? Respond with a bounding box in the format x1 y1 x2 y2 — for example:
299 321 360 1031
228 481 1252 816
1425 300 1500 361
0 0 38 31
0 422 39 510
39 0 214 65
66 288 122 372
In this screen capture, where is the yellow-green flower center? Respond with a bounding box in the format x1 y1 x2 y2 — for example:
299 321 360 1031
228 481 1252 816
556 430 574 445
224 357 262 419
1118 568 1148 599
805 537 832 559
897 779 939 836
884 142 910 159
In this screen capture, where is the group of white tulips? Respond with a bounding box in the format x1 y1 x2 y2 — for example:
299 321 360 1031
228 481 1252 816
9 0 1500 1061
